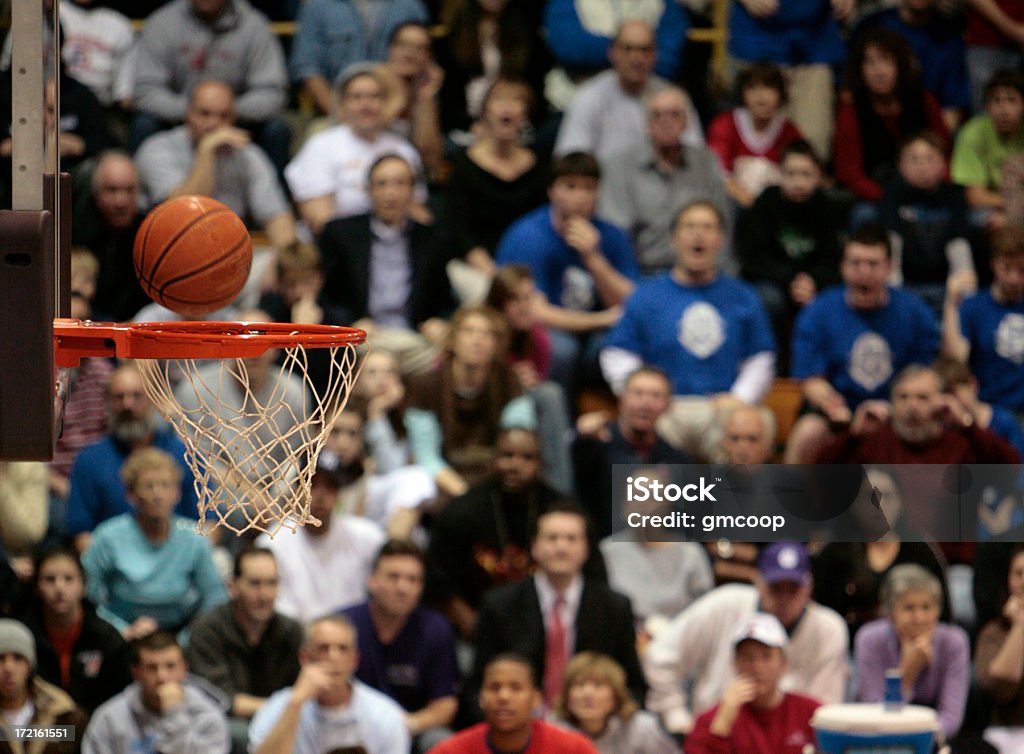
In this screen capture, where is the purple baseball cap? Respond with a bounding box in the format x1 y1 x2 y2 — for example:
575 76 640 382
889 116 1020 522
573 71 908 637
757 542 811 585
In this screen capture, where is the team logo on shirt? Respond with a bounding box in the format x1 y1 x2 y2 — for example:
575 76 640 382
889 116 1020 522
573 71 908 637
996 313 1024 364
678 302 725 358
848 332 893 391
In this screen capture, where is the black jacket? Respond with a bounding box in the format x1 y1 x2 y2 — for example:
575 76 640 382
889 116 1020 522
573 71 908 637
318 213 456 328
465 576 644 719
20 601 132 713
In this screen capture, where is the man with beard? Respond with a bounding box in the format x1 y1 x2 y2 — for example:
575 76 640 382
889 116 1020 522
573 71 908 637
65 364 200 553
187 547 303 754
70 151 152 322
816 364 1019 464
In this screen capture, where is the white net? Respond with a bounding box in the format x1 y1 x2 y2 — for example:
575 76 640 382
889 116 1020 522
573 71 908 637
136 343 361 536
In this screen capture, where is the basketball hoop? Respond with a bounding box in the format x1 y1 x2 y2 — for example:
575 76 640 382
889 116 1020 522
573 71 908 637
54 318 366 537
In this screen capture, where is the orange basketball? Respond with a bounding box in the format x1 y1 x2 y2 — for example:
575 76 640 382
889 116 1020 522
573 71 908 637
133 196 253 316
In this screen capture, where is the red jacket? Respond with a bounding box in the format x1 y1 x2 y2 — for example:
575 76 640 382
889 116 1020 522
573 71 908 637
686 692 820 754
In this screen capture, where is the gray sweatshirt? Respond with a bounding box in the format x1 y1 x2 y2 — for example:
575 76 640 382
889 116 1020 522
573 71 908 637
133 0 287 122
81 679 230 754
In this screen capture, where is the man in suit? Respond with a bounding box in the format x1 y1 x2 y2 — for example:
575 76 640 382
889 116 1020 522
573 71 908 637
465 500 643 718
317 153 455 371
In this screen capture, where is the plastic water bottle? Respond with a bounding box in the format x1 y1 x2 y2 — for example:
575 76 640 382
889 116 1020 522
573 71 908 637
884 668 904 711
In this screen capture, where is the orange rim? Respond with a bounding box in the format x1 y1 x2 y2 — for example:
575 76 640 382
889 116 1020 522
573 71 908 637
53 318 366 367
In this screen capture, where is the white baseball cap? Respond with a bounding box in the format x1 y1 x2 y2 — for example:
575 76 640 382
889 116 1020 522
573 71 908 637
733 612 788 649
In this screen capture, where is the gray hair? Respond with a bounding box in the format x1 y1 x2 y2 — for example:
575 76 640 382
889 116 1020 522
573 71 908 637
880 564 943 615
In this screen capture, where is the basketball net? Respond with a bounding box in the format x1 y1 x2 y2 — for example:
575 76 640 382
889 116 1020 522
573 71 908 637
136 343 361 537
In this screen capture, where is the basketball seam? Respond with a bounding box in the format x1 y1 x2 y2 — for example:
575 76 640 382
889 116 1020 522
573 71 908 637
135 214 157 292
146 206 234 285
155 232 252 299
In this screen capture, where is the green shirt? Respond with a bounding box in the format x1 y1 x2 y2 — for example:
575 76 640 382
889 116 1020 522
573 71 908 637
951 114 1024 189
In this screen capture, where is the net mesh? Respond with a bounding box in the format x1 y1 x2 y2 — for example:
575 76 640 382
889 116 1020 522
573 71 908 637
136 343 361 536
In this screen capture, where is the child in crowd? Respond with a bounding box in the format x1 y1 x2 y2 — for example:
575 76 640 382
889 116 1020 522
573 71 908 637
952 68 1024 230
880 130 974 317
735 139 841 371
708 62 804 208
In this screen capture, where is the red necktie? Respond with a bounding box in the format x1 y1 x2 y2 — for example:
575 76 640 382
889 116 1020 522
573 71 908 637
543 594 568 706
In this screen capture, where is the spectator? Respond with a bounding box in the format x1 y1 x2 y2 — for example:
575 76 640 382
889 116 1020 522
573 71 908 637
951 69 1024 231
434 0 549 137
82 631 230 754
65 364 200 553
554 20 702 164
573 366 690 537
736 139 841 367
555 652 676 754
288 0 428 116
342 540 459 751
834 27 948 210
785 225 939 463
81 447 227 640
879 130 975 317
643 542 849 734
256 451 387 621
964 0 1024 112
484 267 573 493
496 152 638 395
58 0 135 110
318 153 455 361
686 613 821 754
428 653 598 754
286 67 427 235
813 466 951 639
0 462 47 558
854 564 969 741
935 357 1024 462
601 200 776 460
857 0 970 132
707 62 803 208
249 615 409 754
425 427 594 639
19 547 130 713
322 400 436 541
598 86 731 276
349 350 412 473
70 152 151 322
40 74 108 174
135 80 296 249
975 544 1024 751
404 305 535 498
376 22 444 174
466 501 644 714
186 547 302 754
446 80 548 287
944 224 1024 424
816 363 1020 464
542 0 688 114
130 0 290 171
0 619 87 752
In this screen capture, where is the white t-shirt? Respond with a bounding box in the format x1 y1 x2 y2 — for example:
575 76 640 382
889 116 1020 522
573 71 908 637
257 514 387 622
284 124 426 219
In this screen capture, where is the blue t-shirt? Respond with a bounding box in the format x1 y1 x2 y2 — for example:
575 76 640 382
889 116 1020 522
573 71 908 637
990 405 1024 458
603 274 776 396
66 429 201 536
342 602 459 714
961 290 1024 412
792 286 939 407
495 205 639 312
729 0 845 65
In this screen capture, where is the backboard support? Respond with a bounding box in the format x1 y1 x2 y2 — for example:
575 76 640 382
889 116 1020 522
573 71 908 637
0 0 70 461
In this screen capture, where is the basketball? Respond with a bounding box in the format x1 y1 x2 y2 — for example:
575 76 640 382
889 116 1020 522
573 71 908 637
133 196 253 316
